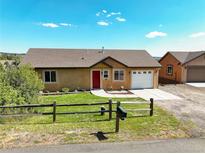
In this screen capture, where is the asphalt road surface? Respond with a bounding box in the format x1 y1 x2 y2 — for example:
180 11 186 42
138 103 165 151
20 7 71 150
1 138 205 153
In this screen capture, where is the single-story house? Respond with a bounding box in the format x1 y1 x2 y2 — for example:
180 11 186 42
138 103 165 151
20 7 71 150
22 48 161 92
159 51 205 84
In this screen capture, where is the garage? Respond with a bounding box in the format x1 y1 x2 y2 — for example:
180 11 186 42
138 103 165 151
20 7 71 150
187 66 205 82
131 70 153 89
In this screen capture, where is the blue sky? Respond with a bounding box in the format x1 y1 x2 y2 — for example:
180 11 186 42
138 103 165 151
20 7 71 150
0 0 205 56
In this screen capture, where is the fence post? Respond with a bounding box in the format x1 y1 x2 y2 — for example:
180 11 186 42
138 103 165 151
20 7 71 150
150 98 154 116
115 101 120 133
53 101 56 123
109 98 112 120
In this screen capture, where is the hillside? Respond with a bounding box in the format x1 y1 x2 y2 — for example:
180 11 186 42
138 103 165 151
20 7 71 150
0 52 25 60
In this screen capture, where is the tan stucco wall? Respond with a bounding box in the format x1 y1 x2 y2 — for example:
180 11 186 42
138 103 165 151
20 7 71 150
92 58 129 90
159 53 182 83
36 58 159 91
36 68 90 92
182 54 205 82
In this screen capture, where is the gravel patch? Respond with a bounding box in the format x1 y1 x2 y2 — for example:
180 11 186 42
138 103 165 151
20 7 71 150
157 84 205 137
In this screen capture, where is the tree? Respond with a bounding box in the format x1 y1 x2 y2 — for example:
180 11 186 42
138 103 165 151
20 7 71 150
0 60 44 105
0 64 23 106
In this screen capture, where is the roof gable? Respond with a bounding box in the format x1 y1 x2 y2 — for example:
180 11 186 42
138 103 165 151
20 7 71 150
90 56 128 68
159 52 182 64
160 51 205 65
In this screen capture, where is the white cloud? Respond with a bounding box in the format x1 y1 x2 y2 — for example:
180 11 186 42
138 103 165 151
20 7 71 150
145 31 167 38
97 21 109 26
189 32 205 38
106 14 112 18
96 12 100 16
106 12 121 18
41 23 59 28
39 22 76 28
96 10 107 16
110 12 121 15
116 17 126 22
102 10 107 13
59 23 72 27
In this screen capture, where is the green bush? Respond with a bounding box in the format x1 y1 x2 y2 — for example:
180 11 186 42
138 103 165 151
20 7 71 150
62 88 70 93
0 60 44 106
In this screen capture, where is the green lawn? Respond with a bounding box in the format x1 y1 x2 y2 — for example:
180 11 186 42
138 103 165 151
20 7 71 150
0 92 191 149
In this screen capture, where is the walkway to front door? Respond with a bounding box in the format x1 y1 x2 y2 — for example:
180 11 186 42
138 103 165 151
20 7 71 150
92 70 100 89
91 89 182 100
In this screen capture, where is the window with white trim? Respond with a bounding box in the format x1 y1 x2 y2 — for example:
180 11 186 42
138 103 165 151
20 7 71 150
167 65 173 75
103 70 109 79
44 71 56 83
114 70 124 81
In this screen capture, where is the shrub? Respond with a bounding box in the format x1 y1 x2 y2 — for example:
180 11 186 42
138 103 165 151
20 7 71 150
0 61 44 106
62 88 70 93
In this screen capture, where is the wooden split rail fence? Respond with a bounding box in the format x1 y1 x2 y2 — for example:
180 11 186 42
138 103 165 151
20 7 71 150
0 98 154 132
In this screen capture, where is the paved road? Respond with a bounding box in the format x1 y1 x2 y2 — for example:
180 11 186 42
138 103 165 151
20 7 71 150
1 138 205 153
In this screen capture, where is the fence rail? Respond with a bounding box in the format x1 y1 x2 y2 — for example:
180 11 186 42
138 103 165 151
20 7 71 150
0 102 109 109
0 104 53 108
0 98 154 122
121 98 154 116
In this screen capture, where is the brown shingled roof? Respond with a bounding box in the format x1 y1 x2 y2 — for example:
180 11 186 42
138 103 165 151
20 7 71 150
169 51 205 64
22 48 161 68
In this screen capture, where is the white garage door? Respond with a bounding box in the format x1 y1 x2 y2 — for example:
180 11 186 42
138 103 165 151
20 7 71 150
131 70 153 89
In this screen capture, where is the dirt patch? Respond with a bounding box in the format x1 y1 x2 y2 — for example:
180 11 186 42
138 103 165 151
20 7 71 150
0 131 64 149
158 84 205 137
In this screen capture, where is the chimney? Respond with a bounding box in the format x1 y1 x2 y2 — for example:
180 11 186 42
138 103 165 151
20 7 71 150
100 46 104 54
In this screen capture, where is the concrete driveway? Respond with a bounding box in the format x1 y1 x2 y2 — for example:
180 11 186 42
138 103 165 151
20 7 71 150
91 89 138 98
158 84 205 137
130 89 181 101
91 89 181 100
186 82 205 87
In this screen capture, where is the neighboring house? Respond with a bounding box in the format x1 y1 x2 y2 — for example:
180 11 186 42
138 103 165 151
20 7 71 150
159 51 205 84
153 57 161 61
22 48 161 92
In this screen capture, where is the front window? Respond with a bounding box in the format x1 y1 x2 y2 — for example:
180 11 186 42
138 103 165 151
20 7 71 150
103 70 109 79
44 71 56 83
167 65 173 75
114 70 124 81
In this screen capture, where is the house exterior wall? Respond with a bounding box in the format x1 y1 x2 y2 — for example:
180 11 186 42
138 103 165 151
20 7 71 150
159 53 182 83
36 58 159 91
91 58 129 90
36 68 90 92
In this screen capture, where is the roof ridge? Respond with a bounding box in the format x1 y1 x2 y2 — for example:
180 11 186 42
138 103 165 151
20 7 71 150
28 48 147 52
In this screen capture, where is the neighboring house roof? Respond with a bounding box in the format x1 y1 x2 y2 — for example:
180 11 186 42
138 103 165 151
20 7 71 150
22 48 161 68
153 57 161 61
160 51 205 65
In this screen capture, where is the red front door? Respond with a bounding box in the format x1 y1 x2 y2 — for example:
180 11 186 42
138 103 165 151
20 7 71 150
92 71 100 89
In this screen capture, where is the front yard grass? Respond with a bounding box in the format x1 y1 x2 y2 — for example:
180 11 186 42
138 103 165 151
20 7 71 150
0 92 192 149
